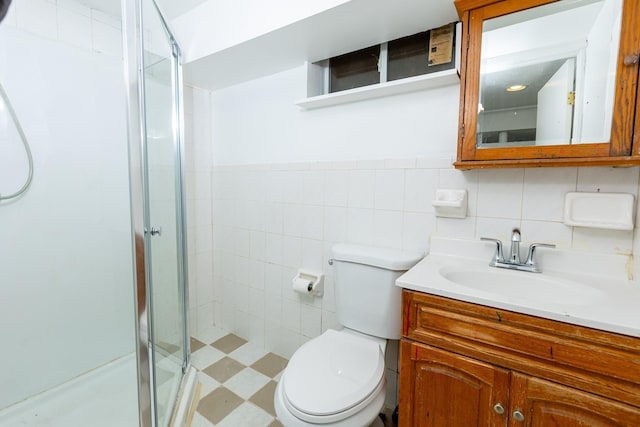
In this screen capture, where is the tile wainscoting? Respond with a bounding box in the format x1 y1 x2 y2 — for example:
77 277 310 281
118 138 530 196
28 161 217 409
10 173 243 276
188 157 640 410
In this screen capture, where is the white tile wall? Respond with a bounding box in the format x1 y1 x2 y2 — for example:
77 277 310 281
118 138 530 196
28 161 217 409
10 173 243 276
0 12 132 408
375 170 405 211
348 170 375 209
206 159 640 367
92 19 122 57
15 0 58 40
6 0 122 58
57 6 92 50
192 160 640 408
184 85 215 333
477 168 525 219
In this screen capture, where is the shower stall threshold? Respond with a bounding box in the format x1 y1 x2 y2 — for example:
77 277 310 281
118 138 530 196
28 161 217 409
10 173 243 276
168 366 200 427
0 353 139 427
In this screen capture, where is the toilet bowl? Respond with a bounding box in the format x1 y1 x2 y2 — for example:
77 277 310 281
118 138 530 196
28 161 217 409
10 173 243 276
274 244 423 427
274 329 387 427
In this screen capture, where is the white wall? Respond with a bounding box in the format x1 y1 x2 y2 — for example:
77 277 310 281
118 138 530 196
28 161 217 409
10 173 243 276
211 64 460 165
536 59 575 146
2 0 123 57
0 1 133 409
478 106 537 133
183 85 215 333
189 60 640 410
579 0 621 143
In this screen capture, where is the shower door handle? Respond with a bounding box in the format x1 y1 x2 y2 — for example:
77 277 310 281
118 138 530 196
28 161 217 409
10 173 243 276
149 227 162 236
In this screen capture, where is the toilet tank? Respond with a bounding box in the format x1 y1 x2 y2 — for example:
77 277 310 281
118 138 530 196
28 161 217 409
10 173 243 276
331 244 423 340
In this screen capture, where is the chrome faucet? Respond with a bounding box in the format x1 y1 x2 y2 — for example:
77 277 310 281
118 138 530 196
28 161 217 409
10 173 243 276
509 228 521 264
481 228 555 273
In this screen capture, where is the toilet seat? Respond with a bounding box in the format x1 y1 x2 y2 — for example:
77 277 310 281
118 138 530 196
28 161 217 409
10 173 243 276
282 330 385 424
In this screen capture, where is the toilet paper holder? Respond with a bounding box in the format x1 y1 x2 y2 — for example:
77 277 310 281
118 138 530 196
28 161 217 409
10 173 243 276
292 269 324 297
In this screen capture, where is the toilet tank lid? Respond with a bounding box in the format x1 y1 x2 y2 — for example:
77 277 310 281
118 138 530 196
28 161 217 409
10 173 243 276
332 244 423 271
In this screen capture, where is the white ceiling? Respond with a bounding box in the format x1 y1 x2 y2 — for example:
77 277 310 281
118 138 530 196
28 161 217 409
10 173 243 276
481 60 566 110
77 0 460 90
79 0 208 19
181 0 459 90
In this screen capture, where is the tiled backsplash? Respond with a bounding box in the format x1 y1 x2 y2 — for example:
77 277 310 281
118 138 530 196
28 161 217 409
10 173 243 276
204 159 640 348
202 159 640 352
188 158 638 409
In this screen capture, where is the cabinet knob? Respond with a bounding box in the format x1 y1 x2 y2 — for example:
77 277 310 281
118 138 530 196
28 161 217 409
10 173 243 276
493 403 505 414
512 410 525 422
624 53 639 66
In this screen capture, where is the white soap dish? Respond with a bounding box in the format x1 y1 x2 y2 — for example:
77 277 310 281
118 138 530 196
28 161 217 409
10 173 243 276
432 189 467 219
563 192 635 230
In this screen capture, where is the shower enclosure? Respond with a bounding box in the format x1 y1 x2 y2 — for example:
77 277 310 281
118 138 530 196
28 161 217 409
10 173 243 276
0 0 193 425
124 0 195 425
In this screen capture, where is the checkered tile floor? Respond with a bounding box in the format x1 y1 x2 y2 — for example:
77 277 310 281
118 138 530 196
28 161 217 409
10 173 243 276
189 326 397 427
189 327 287 427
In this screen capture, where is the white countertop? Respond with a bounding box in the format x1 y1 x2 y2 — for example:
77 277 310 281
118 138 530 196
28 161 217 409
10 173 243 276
396 238 640 338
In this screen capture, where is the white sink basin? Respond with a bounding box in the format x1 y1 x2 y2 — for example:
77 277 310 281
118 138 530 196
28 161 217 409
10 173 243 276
395 237 640 337
438 266 605 306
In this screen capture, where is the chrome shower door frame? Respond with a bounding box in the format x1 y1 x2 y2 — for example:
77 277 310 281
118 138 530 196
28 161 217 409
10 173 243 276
122 0 191 425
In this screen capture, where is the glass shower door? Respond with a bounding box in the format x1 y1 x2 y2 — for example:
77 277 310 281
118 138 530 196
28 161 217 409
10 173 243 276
141 0 188 425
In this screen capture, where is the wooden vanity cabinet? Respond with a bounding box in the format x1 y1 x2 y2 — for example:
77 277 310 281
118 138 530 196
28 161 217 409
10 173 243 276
510 373 640 426
399 290 640 426
400 340 510 426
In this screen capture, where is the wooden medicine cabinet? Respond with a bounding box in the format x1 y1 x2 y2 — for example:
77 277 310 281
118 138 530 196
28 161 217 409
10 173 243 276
454 0 640 169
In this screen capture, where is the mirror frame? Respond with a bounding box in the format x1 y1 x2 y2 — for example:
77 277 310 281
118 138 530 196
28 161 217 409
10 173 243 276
454 0 640 169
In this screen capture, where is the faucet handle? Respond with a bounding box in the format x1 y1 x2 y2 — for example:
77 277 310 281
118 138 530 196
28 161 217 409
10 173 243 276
524 243 556 270
481 237 505 263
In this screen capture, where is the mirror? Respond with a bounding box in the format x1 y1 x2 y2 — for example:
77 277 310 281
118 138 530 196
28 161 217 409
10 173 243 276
476 0 622 148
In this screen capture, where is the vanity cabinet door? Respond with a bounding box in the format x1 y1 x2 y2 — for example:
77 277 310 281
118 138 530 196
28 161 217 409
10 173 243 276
509 373 640 427
399 340 510 427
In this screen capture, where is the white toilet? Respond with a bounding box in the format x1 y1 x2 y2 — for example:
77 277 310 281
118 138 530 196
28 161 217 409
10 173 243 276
274 244 423 427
